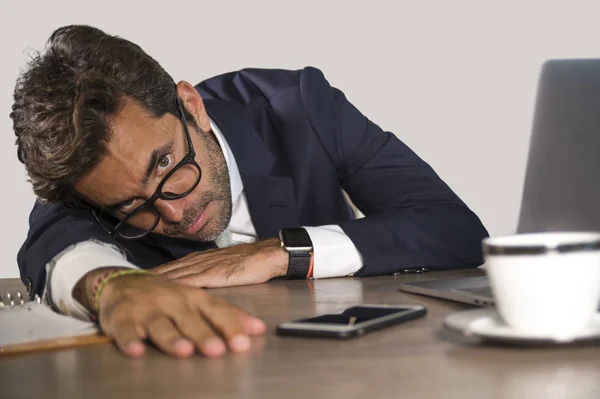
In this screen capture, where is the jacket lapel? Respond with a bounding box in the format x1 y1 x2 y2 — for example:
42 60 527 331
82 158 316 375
205 99 300 238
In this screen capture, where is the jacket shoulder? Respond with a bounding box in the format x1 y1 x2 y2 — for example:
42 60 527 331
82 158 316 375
195 66 327 106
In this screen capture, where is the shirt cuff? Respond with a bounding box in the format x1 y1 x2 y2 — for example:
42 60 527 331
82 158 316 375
303 225 364 279
45 240 137 321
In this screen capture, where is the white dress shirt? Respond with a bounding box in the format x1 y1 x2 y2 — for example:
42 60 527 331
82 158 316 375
46 119 364 320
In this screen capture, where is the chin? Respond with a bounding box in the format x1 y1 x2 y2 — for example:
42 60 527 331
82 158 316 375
190 219 226 243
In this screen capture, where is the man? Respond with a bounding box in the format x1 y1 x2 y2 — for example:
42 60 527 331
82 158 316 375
11 25 488 358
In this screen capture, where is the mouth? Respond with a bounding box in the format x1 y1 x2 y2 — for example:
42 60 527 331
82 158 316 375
183 205 210 236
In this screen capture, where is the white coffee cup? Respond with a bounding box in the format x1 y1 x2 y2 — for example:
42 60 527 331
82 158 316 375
483 232 600 339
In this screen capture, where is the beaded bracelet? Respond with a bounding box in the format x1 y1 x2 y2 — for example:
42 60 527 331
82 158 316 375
93 269 150 313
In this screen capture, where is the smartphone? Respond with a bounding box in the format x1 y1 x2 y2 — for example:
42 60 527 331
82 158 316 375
276 304 426 339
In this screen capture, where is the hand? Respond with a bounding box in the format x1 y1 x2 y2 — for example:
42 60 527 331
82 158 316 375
152 238 289 288
74 269 266 358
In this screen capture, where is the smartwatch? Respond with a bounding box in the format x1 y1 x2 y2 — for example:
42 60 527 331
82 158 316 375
279 227 313 279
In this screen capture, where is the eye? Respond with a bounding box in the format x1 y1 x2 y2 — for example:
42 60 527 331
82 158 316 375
118 198 141 214
157 154 172 173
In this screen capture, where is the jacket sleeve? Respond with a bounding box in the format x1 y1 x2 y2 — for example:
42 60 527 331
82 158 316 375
299 67 489 276
17 200 126 296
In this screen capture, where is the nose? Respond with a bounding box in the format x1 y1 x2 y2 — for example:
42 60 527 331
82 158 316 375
154 198 185 223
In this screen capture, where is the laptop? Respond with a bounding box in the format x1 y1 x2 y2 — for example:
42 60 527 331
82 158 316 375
400 59 600 306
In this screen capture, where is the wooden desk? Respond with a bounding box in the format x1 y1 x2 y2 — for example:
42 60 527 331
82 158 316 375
1 270 600 399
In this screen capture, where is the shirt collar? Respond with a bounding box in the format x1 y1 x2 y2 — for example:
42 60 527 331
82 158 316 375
209 118 244 205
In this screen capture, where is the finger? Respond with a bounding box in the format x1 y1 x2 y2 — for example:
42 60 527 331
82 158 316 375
154 247 242 275
152 249 222 274
170 306 227 358
152 262 189 275
176 266 250 288
160 267 194 280
154 258 220 277
152 258 198 274
107 321 147 358
194 295 250 352
162 253 236 280
234 308 267 336
145 315 195 358
160 264 217 281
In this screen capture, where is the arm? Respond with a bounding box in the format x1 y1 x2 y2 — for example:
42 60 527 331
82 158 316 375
298 67 488 276
45 241 266 358
45 241 137 320
18 201 127 296
18 200 173 296
21 204 266 358
155 67 486 286
74 267 265 358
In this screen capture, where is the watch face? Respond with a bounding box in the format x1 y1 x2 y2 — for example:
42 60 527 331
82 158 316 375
280 228 313 251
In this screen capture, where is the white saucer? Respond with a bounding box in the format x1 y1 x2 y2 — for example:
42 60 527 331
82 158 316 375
444 308 600 344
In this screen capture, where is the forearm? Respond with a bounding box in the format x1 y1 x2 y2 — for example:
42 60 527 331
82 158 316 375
45 240 138 319
250 237 289 278
339 204 489 276
152 237 289 287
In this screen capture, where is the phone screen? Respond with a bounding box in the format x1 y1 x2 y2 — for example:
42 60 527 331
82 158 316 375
297 306 413 325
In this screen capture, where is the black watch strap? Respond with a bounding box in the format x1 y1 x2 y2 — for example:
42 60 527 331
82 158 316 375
280 227 313 280
286 251 311 279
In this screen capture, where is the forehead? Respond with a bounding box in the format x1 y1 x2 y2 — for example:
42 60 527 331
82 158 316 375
74 98 179 206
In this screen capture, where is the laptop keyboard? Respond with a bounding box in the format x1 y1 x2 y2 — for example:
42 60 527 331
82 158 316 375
457 286 600 311
457 286 493 298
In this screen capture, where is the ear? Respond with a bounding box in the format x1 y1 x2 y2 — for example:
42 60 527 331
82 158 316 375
176 81 211 132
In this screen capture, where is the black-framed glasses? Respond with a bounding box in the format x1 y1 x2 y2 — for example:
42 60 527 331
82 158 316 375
91 96 202 239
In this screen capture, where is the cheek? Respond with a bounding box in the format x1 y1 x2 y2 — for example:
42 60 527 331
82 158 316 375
195 155 217 190
192 167 213 198
197 162 212 185
169 171 212 214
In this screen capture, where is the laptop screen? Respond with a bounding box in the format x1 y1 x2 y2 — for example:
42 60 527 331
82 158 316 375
518 59 600 234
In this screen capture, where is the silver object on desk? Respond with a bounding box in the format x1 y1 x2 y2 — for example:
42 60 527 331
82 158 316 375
17 292 25 306
0 291 29 309
401 59 600 307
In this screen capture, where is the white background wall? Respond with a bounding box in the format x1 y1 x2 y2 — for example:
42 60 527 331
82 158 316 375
1 0 599 278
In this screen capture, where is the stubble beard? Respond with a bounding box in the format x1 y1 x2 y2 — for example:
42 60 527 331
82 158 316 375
163 129 232 242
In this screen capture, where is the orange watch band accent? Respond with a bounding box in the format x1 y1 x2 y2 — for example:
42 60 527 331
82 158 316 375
306 252 314 279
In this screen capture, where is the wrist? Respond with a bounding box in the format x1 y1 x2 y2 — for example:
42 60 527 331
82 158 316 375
278 228 313 279
73 267 148 315
73 267 130 314
254 237 289 278
96 271 153 313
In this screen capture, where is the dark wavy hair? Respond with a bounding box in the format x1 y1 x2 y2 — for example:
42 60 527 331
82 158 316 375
11 25 183 204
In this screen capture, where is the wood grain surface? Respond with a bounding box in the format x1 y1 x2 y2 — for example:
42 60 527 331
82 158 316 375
1 270 599 399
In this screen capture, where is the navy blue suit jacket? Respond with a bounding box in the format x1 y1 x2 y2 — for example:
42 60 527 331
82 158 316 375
18 67 488 296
